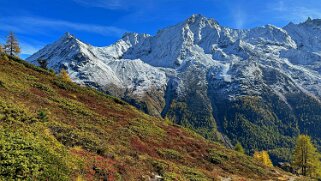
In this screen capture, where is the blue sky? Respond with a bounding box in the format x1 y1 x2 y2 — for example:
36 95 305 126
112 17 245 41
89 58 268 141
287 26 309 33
1 0 321 59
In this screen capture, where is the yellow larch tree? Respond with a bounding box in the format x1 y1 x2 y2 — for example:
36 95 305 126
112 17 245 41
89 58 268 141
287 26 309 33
59 68 72 82
292 135 321 178
5 32 21 56
253 150 273 167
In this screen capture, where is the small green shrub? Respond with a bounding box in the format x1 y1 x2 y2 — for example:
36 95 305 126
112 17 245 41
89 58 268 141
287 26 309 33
208 149 229 164
0 80 4 88
37 109 49 122
183 167 208 181
158 148 183 160
25 75 38 81
150 160 169 176
31 82 54 93
49 69 55 75
52 79 77 92
163 172 183 181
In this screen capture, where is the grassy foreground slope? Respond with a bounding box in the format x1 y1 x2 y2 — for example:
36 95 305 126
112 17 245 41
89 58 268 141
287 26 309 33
0 56 299 180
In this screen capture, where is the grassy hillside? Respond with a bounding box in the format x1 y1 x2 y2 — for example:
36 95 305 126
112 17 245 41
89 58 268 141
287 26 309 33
0 56 301 180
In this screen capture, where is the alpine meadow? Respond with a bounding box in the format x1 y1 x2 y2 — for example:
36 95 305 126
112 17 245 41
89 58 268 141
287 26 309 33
1 0 321 180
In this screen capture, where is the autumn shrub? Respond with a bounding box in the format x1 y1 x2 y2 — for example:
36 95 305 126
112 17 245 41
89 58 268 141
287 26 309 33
0 131 44 180
208 149 229 164
52 79 77 92
150 160 169 176
49 124 101 152
157 148 183 160
31 82 54 93
0 129 73 181
183 167 208 181
0 100 37 123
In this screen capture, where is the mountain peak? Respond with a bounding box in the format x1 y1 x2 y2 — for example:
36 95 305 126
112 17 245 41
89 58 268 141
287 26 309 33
300 17 321 26
59 32 77 41
121 32 150 39
185 14 219 26
307 17 313 22
190 13 205 19
64 32 72 37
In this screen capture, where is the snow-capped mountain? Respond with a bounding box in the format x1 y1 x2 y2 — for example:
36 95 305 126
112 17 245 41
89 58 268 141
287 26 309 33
28 15 321 159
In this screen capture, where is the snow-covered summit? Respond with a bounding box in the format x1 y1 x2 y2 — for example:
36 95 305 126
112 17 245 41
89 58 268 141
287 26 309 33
27 15 321 118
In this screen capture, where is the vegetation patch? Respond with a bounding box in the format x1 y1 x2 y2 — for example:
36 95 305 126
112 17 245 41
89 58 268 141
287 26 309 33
0 129 74 181
157 148 183 160
150 159 169 176
0 100 37 123
208 149 229 164
52 79 77 92
0 80 5 88
31 82 54 93
49 97 94 117
183 167 208 181
130 119 166 139
49 124 101 153
0 98 78 180
0 56 299 180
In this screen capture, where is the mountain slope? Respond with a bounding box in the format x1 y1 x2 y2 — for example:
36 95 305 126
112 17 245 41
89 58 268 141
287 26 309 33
27 14 321 162
0 56 302 180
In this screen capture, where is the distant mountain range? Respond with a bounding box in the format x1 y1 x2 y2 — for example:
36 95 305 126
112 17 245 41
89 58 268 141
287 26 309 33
27 14 321 162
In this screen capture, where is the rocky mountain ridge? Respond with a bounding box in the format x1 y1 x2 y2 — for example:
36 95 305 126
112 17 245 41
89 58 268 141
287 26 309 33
28 14 321 161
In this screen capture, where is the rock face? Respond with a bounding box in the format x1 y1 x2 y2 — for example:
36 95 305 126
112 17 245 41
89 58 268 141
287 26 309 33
28 15 321 161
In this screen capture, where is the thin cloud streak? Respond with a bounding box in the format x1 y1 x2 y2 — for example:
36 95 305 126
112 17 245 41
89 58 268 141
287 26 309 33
0 16 128 57
0 36 43 56
268 0 321 23
73 0 179 11
0 16 127 37
73 0 137 10
233 6 246 29
20 41 44 55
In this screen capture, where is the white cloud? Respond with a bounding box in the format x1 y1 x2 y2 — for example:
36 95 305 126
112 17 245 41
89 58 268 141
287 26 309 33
273 0 286 12
72 0 173 10
268 0 321 23
73 0 134 10
0 16 128 57
0 35 43 56
20 41 44 55
0 16 127 37
233 6 246 29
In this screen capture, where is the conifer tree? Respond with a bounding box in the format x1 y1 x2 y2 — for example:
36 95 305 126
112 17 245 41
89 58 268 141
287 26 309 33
60 68 72 82
234 141 245 154
253 151 273 167
37 59 48 69
5 32 21 56
292 135 321 177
